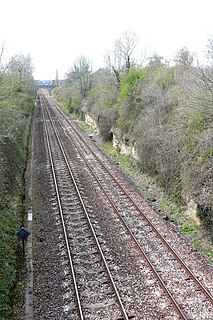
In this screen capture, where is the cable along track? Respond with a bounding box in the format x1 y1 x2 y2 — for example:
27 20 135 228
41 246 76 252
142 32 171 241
39 90 213 320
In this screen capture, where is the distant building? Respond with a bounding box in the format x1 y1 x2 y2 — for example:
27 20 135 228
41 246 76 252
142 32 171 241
36 79 64 89
36 80 54 87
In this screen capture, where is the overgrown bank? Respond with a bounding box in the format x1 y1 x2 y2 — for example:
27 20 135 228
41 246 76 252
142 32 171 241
0 54 36 319
77 121 213 261
53 34 213 241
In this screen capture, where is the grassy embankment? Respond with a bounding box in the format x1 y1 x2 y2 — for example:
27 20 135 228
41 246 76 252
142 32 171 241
0 60 36 318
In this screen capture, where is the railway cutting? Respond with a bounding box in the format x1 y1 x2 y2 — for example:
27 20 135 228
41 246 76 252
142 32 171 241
30 89 213 320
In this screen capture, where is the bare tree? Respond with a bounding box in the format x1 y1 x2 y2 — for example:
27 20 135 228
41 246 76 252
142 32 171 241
174 47 194 68
0 42 15 75
207 37 213 63
104 48 122 88
0 42 5 67
7 54 34 80
104 30 139 87
116 30 139 72
66 55 92 98
190 41 213 112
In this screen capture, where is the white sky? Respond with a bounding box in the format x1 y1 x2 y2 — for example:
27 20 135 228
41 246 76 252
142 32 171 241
0 0 212 79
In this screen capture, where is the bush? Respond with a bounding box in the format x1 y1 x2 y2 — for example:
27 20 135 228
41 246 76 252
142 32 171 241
63 46 213 233
0 54 36 319
119 68 147 100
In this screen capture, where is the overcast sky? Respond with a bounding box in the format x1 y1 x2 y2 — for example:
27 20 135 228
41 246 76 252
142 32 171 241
0 0 212 79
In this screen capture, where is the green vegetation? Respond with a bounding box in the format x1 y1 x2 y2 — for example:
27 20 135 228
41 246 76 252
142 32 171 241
181 224 198 235
0 53 36 319
102 142 135 172
119 68 147 100
53 34 213 245
78 121 94 135
79 124 213 259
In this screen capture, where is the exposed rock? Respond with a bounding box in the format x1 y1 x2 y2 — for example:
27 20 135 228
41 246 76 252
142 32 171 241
85 114 99 134
184 198 200 226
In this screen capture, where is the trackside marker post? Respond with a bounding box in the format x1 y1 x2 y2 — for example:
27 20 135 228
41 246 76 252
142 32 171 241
16 227 31 256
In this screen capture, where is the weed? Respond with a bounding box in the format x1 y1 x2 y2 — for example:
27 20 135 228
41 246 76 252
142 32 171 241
181 224 198 235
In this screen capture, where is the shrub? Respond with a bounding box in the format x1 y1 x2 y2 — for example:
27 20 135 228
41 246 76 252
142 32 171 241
0 54 36 319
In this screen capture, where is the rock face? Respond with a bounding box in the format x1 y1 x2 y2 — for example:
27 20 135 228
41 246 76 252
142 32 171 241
84 115 201 226
85 114 99 134
85 113 140 160
112 133 140 161
112 132 140 161
183 198 200 226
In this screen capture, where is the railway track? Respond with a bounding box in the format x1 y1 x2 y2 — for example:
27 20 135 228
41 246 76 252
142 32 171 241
36 89 213 319
40 94 131 319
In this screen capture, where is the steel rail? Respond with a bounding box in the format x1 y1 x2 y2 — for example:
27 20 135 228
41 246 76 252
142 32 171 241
55 116 189 320
43 92 213 318
41 93 130 320
46 94 213 305
40 94 84 319
42 93 190 319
